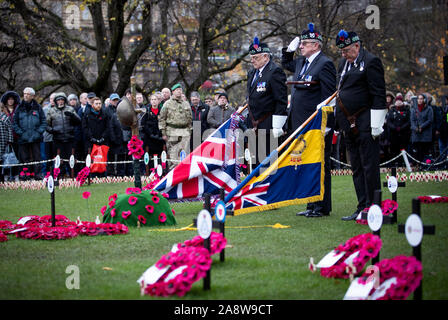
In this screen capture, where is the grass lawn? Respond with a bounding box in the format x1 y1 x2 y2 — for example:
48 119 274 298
1 173 447 300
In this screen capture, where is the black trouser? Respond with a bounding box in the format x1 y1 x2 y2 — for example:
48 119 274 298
413 141 432 163
54 140 74 176
344 130 381 211
306 130 333 214
107 153 127 176
18 142 42 177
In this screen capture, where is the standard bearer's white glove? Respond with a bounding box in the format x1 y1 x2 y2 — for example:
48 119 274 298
272 115 288 138
371 127 384 138
287 37 300 52
273 128 284 138
370 109 387 139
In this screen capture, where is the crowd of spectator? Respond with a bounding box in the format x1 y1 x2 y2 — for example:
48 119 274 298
1 86 447 182
0 85 235 182
331 90 448 170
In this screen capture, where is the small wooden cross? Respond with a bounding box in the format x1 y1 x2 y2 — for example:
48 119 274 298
382 167 406 224
398 198 436 300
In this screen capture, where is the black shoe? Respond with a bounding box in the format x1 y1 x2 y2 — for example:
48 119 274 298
296 209 313 217
341 210 361 221
306 210 323 218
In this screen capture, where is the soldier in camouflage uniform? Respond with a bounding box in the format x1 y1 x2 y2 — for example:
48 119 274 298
158 83 192 169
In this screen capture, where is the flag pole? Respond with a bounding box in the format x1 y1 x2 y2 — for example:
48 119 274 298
277 90 338 152
224 91 338 203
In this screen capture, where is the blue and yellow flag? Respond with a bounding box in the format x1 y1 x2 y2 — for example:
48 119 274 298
225 106 331 215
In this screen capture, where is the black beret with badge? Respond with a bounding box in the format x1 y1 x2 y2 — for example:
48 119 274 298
249 37 271 55
300 23 323 42
336 30 361 48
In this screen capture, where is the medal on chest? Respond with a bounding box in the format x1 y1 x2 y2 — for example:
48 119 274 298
256 81 266 93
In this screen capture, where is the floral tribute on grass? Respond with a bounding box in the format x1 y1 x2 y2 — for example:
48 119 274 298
0 230 8 242
0 215 128 241
102 187 176 227
356 255 422 300
416 195 448 204
139 232 227 297
319 233 382 279
355 199 398 225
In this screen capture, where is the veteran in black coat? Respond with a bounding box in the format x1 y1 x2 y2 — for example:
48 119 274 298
281 23 336 217
246 38 288 165
334 30 387 221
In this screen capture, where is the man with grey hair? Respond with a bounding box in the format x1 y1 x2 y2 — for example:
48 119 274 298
282 22 336 218
246 37 288 166
161 88 171 105
12 87 46 179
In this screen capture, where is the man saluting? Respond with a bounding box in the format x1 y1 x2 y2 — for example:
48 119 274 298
282 23 336 218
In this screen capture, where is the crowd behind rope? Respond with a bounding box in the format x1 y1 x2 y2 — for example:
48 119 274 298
1 85 447 182
0 85 233 182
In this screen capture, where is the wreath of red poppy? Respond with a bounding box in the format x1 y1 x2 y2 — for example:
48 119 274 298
0 215 128 240
417 195 448 203
355 199 398 225
140 232 227 297
319 233 382 279
356 255 422 300
127 135 144 159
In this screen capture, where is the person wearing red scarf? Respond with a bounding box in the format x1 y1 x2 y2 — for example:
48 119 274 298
410 94 434 167
141 94 164 168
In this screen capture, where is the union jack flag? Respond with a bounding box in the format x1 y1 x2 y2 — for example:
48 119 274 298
154 115 242 199
226 183 270 211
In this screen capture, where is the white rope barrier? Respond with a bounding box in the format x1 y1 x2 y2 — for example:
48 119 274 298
1 150 446 169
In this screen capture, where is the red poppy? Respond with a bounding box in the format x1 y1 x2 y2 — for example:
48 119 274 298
145 205 154 214
122 211 132 219
158 212 166 223
138 215 146 224
82 191 91 199
128 196 138 206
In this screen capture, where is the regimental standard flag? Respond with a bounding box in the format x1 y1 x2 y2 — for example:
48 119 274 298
225 107 331 215
154 115 242 199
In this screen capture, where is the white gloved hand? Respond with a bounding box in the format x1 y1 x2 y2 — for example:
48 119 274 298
370 109 387 139
272 115 287 138
371 127 383 138
272 128 284 138
287 37 300 52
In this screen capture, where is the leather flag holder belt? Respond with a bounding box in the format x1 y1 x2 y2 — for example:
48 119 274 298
336 94 367 137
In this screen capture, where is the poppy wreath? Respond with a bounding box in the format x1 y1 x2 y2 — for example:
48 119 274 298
76 166 90 186
15 225 79 240
320 233 382 279
1 215 128 240
176 232 227 255
127 135 144 159
417 195 448 204
357 255 422 300
102 187 176 227
0 230 8 242
141 246 212 297
75 221 129 236
356 199 398 225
